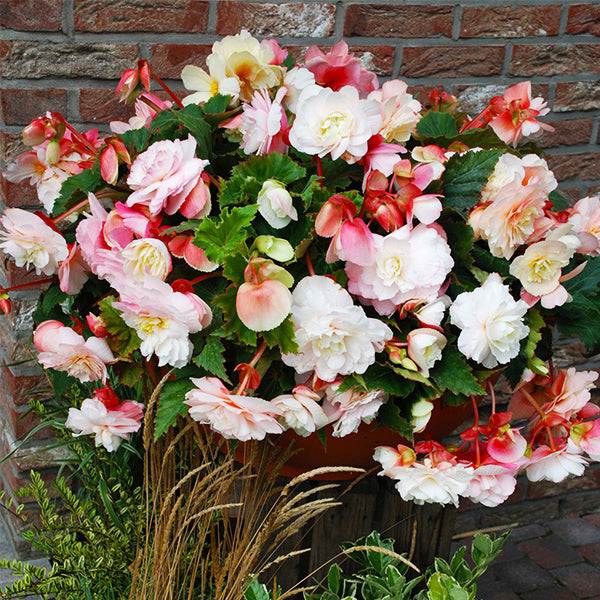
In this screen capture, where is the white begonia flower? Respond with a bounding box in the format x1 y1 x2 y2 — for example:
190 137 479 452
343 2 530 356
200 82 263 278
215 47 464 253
181 54 241 106
288 84 382 161
390 459 474 507
526 441 588 483
413 295 451 328
271 386 328 437
257 180 298 229
282 67 316 114
450 273 529 368
407 328 447 378
121 238 172 282
281 275 393 382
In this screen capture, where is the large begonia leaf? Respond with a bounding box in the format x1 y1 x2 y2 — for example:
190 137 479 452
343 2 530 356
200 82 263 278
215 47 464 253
430 345 485 397
52 166 102 218
262 316 297 354
193 335 230 383
416 111 458 138
193 204 258 264
442 149 504 213
154 378 195 439
119 127 150 154
377 402 415 439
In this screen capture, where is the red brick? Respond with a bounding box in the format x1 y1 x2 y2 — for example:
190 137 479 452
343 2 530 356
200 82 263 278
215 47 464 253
79 88 134 125
511 44 600 76
0 178 39 209
519 536 583 569
527 466 600 500
1 89 66 126
0 391 46 441
151 44 212 80
547 152 600 183
0 0 62 31
567 4 600 36
344 5 453 38
536 118 593 148
553 563 600 598
217 2 336 37
1 369 48 407
74 0 209 32
580 541 600 567
400 46 504 78
348 46 395 77
461 6 561 38
554 81 600 112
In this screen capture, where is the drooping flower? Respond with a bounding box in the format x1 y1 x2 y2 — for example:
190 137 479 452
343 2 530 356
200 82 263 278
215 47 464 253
525 441 588 483
33 320 115 382
185 376 284 441
464 464 518 507
410 399 434 433
0 208 68 276
126 135 211 218
450 273 529 368
545 367 599 420
407 328 447 378
58 244 89 295
271 385 329 437
567 196 600 256
66 393 143 452
256 180 298 229
110 93 172 133
289 85 382 161
281 275 393 382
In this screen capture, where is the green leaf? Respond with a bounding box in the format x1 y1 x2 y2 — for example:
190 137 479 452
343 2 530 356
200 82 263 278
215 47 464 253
203 94 232 114
328 564 341 595
98 297 141 357
376 403 414 439
244 579 271 600
119 127 150 154
442 150 504 213
154 378 195 439
549 190 568 212
193 335 230 383
41 285 68 314
262 316 298 355
150 104 212 157
430 346 485 397
416 112 458 138
193 204 259 264
98 479 126 535
52 166 102 217
360 363 416 398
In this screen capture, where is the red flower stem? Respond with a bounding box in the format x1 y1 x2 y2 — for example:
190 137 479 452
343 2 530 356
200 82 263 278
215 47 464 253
149 67 184 109
235 340 268 395
188 272 220 285
488 379 497 414
305 250 316 276
459 106 491 134
139 95 164 114
471 394 481 466
2 277 54 294
314 156 323 182
249 340 268 368
53 198 90 224
62 121 98 154
520 388 556 451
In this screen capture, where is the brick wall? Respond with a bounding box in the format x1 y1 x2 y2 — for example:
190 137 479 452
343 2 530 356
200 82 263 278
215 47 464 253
1 0 599 545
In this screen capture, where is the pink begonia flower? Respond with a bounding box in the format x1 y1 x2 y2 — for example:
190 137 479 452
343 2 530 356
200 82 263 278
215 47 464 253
488 81 553 147
271 385 328 437
260 38 288 65
544 367 599 420
450 273 530 369
240 87 288 156
346 224 454 316
58 244 89 295
168 234 218 272
567 196 600 256
525 441 588 483
126 135 211 218
66 396 144 452
185 376 284 441
323 383 388 438
464 464 518 507
407 328 447 378
34 320 115 383
326 217 376 266
114 202 160 240
486 427 528 463
304 40 378 97
281 275 392 382
574 420 600 461
380 458 473 507
373 445 417 478
359 136 406 191
236 278 293 332
368 79 421 143
113 277 211 368
110 93 172 134
289 85 382 161
0 208 68 276
76 193 110 272
257 180 298 229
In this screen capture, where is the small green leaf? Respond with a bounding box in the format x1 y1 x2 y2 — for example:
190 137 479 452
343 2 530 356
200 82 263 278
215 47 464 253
376 403 414 439
154 378 195 439
430 345 485 397
99 297 141 357
52 166 102 217
262 316 298 355
203 93 232 114
119 127 150 153
193 335 230 383
416 112 458 138
328 564 341 595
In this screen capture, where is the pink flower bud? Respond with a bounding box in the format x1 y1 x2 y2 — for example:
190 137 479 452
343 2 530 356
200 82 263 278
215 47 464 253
236 279 292 332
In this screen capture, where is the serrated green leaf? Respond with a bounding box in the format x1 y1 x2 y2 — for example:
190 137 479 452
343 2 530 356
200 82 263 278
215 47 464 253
119 127 150 153
193 336 230 383
416 111 458 138
154 378 195 439
549 190 568 212
442 150 504 213
98 297 141 357
430 345 485 397
52 166 102 217
150 104 212 157
194 204 258 264
262 316 298 354
376 403 414 439
203 94 232 114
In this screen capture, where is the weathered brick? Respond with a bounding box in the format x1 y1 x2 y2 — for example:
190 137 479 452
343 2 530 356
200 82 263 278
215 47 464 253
217 2 335 37
151 44 212 80
454 83 550 114
519 535 584 569
79 88 134 124
554 81 600 112
527 468 600 501
1 369 48 407
511 44 600 76
547 152 600 182
536 118 593 148
74 0 208 33
1 89 66 126
0 391 45 441
461 6 561 38
344 5 453 38
553 562 600 598
0 178 39 209
0 0 62 32
567 4 600 36
349 46 395 76
0 42 139 79
400 46 504 78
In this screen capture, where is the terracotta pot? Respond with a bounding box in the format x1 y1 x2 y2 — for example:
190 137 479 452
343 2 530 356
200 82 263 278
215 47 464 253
234 398 474 480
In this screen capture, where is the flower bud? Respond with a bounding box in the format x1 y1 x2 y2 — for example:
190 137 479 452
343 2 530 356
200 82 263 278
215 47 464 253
254 235 294 262
257 180 298 229
45 139 61 165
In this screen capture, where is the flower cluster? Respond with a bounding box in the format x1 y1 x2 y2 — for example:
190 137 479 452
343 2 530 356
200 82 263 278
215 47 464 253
1 31 599 505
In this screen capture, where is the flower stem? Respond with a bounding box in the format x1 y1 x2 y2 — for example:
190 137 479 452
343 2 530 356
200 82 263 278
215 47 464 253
149 67 184 109
62 120 98 155
53 198 90 224
520 388 556 451
2 277 55 294
471 394 482 466
305 250 316 276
